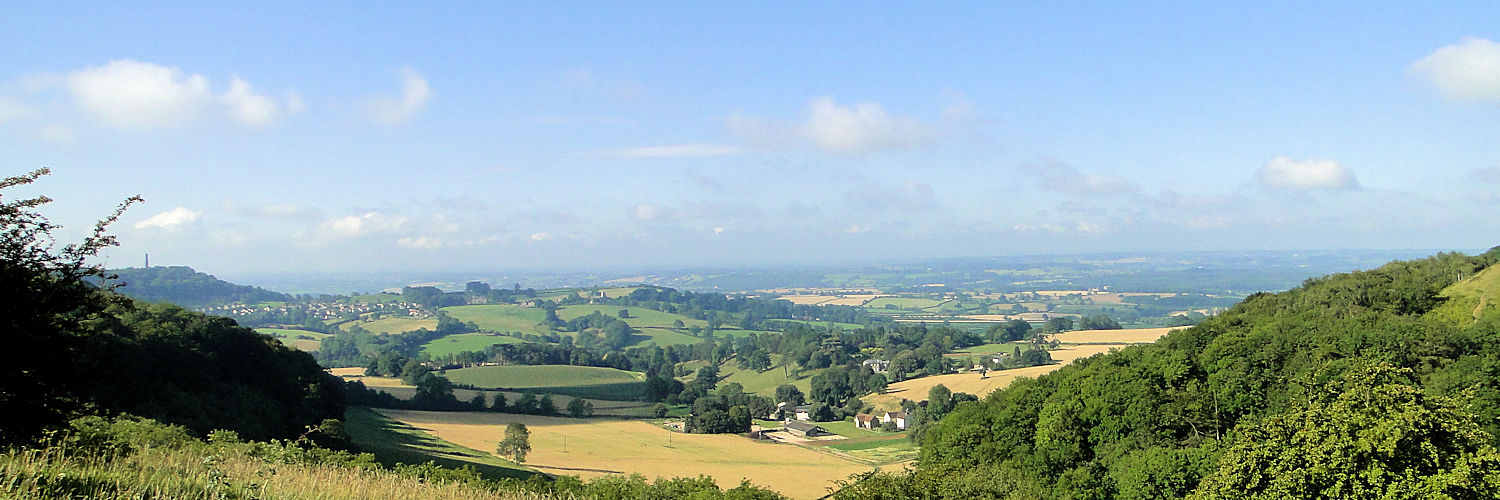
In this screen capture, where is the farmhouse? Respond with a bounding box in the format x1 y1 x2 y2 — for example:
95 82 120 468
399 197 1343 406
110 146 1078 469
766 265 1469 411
881 411 910 430
861 358 890 373
783 420 826 437
793 405 813 421
854 413 878 429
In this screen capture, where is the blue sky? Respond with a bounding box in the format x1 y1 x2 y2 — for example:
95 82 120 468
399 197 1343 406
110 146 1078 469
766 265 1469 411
3 2 1499 276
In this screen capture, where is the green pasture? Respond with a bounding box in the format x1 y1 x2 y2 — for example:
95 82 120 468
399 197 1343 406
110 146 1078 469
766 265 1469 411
420 332 527 357
443 365 647 400
256 328 328 351
557 305 707 329
440 304 547 332
710 356 817 397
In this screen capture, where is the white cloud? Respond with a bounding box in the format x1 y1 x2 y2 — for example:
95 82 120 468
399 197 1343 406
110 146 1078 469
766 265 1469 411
62 59 295 128
367 67 431 124
630 203 674 222
605 143 743 158
1017 160 1138 195
728 96 943 154
396 236 444 249
221 77 283 127
529 232 552 241
67 60 213 128
1256 156 1359 191
319 212 408 238
133 207 201 229
1410 37 1500 102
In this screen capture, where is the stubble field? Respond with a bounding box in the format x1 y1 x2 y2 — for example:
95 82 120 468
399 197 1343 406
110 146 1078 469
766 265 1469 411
377 409 872 499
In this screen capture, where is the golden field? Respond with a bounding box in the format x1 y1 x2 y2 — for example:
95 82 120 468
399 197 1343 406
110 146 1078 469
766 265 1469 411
1049 327 1178 344
378 410 873 499
863 344 1127 411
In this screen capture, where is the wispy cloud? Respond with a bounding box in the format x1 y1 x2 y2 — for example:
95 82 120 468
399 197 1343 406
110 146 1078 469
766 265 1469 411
603 143 744 158
727 96 946 155
366 67 431 124
1017 160 1138 195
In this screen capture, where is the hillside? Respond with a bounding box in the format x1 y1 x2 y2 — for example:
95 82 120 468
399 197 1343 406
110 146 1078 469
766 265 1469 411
109 265 291 307
852 248 1500 499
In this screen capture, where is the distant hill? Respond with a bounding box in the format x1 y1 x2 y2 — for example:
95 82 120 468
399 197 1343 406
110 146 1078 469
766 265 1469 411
108 266 291 307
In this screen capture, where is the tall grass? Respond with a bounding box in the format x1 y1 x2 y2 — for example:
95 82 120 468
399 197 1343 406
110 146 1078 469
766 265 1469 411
0 443 556 500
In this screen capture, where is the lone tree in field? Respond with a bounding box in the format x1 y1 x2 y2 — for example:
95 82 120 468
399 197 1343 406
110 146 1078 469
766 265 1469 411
496 423 531 463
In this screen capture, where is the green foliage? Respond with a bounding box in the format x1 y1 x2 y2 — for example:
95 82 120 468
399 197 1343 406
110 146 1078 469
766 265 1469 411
108 265 289 307
1193 364 1500 499
916 248 1500 498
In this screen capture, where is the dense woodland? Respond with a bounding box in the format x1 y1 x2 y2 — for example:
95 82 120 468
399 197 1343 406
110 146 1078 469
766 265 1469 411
840 248 1500 499
1 170 343 445
107 265 292 307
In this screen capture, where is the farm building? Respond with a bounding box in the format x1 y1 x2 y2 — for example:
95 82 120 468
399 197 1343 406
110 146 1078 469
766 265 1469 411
854 413 878 429
861 358 890 373
881 411 910 430
783 420 827 437
793 405 812 421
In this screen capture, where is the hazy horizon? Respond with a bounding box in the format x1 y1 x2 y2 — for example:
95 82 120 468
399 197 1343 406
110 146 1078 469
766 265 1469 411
6 4 1500 276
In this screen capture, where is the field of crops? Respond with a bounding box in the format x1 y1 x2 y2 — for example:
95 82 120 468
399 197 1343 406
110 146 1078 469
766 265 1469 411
1049 327 1177 344
378 409 872 499
864 297 949 310
353 317 439 335
863 344 1126 411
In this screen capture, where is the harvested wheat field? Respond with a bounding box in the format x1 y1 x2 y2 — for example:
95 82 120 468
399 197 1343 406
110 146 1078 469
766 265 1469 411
377 410 871 499
863 344 1128 411
1049 327 1178 344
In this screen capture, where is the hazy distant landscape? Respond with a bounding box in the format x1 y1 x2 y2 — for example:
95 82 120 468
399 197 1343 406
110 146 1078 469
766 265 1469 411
7 3 1500 499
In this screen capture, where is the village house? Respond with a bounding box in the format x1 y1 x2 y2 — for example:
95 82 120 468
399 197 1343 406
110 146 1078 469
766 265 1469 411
881 411 910 430
854 413 878 429
861 358 890 374
793 404 813 421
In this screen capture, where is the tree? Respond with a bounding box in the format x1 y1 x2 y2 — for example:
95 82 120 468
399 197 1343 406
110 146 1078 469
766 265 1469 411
566 397 594 418
1195 364 1500 499
1 169 140 444
618 309 630 318
489 392 508 412
775 384 805 406
496 423 531 463
538 394 558 415
810 403 837 422
651 403 669 418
